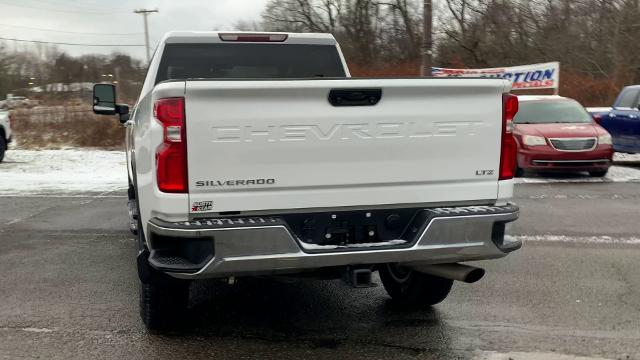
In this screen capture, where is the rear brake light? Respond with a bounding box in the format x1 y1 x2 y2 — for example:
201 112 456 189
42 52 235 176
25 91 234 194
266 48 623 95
218 33 288 42
500 94 519 180
154 97 188 193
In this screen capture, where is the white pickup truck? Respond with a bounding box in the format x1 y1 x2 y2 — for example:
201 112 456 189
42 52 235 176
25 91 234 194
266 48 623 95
0 107 11 162
93 31 521 331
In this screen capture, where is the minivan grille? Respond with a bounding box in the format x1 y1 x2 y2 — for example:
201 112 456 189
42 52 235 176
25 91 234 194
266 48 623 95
549 138 597 151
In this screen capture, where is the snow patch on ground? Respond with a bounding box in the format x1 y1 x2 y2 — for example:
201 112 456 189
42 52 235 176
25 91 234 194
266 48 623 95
21 327 54 333
0 150 127 195
2 150 640 195
613 152 640 163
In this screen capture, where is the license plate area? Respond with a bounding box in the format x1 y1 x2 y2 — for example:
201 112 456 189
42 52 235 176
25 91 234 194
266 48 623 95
283 208 421 247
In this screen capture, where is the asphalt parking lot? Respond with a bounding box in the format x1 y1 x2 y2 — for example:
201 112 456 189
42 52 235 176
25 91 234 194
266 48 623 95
1 178 639 360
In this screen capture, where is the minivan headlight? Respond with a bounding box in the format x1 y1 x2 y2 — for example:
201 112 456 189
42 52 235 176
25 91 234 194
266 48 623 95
523 135 547 146
598 133 612 145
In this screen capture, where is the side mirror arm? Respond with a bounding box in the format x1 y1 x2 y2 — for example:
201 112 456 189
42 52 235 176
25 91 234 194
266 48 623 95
116 104 130 124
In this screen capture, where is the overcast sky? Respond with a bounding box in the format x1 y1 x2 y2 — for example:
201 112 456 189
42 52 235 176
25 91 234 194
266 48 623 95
0 0 270 60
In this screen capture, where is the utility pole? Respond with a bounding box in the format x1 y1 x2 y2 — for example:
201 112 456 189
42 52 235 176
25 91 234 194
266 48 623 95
134 8 158 63
421 0 433 76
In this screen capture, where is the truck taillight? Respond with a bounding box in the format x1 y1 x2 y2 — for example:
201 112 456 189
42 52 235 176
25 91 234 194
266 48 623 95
500 94 519 180
154 97 188 193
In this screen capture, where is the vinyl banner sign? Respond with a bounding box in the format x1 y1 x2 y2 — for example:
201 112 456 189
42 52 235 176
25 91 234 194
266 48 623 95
431 62 560 91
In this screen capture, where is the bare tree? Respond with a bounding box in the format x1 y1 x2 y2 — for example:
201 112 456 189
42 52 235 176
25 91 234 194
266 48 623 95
436 0 640 104
260 0 422 66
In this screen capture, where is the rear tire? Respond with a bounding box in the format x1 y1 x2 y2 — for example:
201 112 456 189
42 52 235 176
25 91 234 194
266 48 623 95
136 218 190 332
128 183 136 200
515 165 524 177
139 275 190 332
379 264 453 308
589 169 608 177
0 136 6 163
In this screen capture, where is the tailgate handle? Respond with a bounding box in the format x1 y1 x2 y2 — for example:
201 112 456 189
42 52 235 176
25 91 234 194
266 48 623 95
328 89 382 107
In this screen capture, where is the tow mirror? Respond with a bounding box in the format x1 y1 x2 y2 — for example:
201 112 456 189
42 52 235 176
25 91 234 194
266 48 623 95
93 83 130 123
93 84 117 115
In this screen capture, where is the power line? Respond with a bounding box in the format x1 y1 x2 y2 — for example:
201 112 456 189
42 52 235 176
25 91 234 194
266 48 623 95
19 0 129 13
0 37 145 47
55 0 126 10
0 23 143 36
0 0 129 14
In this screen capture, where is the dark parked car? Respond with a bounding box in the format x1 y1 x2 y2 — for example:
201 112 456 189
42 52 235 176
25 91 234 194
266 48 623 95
588 85 640 154
515 96 614 177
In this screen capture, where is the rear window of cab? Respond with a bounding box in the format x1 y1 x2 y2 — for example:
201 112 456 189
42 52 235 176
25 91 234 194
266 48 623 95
156 43 346 84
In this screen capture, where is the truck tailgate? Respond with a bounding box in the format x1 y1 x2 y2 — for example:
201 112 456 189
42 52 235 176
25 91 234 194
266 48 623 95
184 78 510 213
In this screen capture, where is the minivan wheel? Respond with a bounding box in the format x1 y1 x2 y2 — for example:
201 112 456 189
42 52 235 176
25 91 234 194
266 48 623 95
589 170 608 177
379 264 453 308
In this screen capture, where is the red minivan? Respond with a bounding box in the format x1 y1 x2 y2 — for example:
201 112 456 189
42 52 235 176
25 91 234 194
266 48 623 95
514 96 614 177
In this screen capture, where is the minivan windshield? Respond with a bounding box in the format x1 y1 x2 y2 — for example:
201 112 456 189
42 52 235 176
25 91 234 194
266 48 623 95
156 43 346 84
514 100 593 124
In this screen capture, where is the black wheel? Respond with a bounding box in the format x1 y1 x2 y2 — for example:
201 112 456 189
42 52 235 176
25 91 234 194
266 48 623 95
515 165 524 177
589 170 608 177
128 183 136 200
139 275 190 332
0 136 6 163
379 264 453 307
136 219 190 332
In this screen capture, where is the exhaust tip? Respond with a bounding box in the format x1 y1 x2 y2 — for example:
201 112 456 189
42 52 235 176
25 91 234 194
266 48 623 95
409 263 486 283
464 268 485 283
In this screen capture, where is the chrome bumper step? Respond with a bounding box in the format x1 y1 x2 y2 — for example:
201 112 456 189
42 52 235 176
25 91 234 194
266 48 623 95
146 204 520 278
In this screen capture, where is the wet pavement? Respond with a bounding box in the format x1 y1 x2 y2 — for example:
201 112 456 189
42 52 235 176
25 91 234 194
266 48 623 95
0 183 639 359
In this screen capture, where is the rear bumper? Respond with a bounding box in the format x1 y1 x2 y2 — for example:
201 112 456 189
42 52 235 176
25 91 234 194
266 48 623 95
146 204 520 279
518 146 613 171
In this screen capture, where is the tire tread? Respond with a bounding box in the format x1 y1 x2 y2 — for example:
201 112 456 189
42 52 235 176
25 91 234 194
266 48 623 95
379 265 453 307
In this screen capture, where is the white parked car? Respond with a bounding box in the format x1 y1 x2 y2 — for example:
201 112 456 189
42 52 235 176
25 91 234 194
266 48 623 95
5 95 31 108
92 31 521 331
